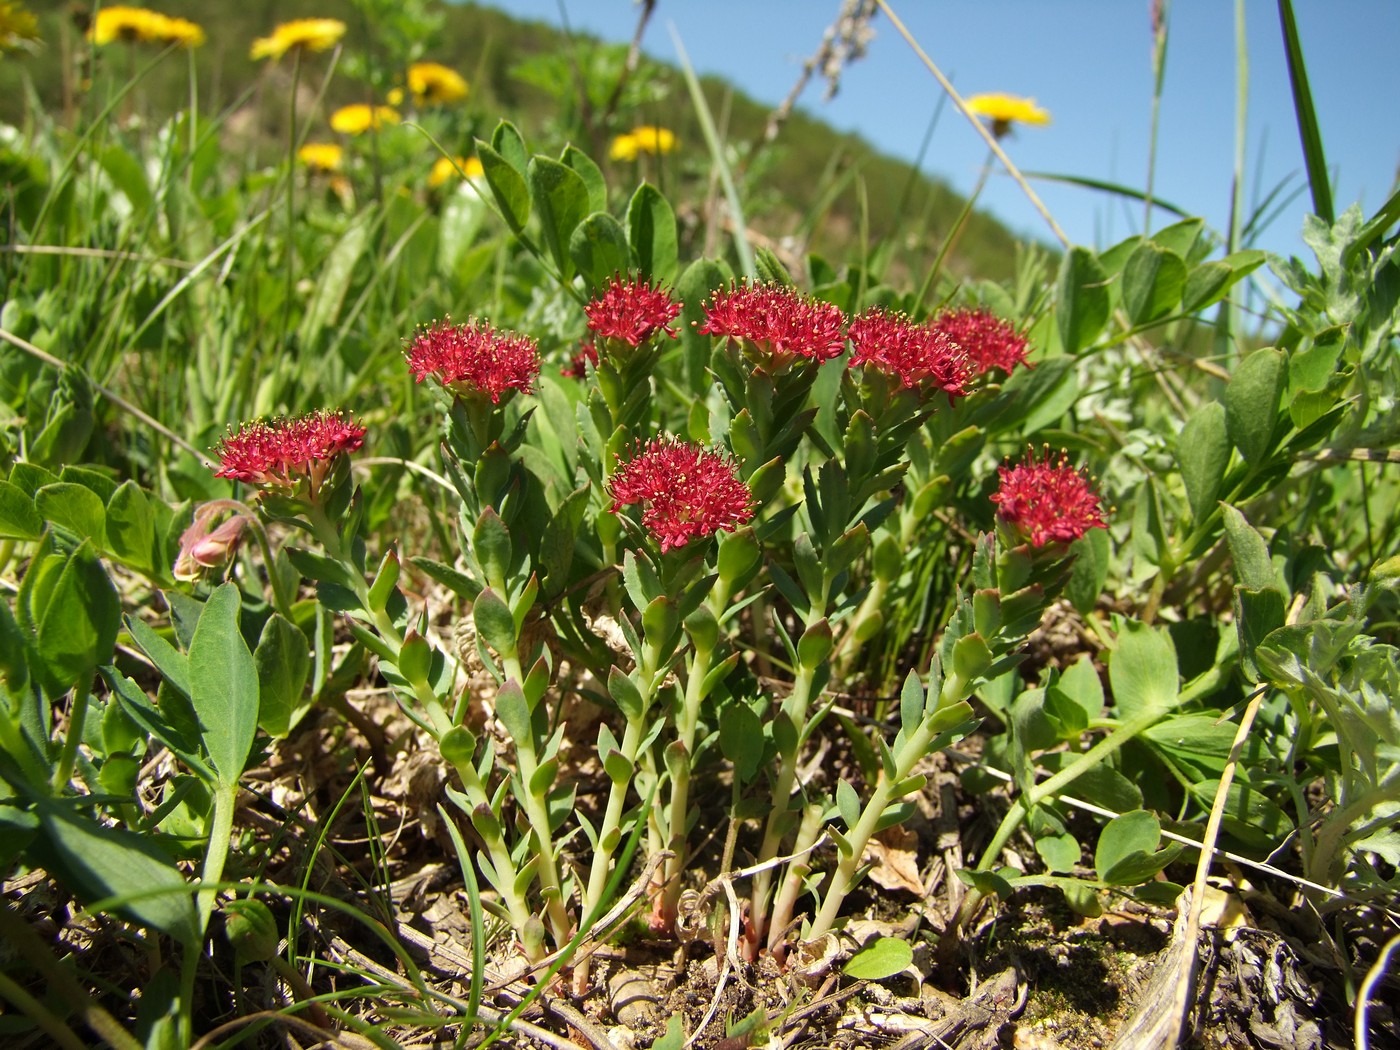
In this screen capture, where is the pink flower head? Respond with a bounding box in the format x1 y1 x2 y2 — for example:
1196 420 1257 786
406 317 540 403
174 504 250 581
698 282 847 367
847 308 971 401
991 447 1107 548
608 436 755 552
214 410 365 497
562 340 599 379
930 308 1030 376
585 275 681 348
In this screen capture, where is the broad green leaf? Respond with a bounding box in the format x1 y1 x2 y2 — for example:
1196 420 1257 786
1188 778 1290 851
1094 810 1161 883
36 540 120 693
1181 261 1232 313
1035 833 1081 874
627 182 679 283
1149 218 1204 260
1224 347 1286 464
125 615 191 698
1177 401 1230 527
254 614 312 739
31 798 197 941
490 120 529 173
35 483 106 546
560 144 606 213
472 506 513 586
835 779 861 831
188 584 258 786
104 480 156 573
494 678 531 742
844 937 913 980
98 143 153 214
0 480 42 540
607 664 646 722
1055 246 1110 354
1108 619 1179 717
1122 242 1187 324
476 142 529 233
569 212 631 291
528 155 590 279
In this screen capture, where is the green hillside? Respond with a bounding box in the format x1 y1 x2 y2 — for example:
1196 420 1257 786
3 0 1029 281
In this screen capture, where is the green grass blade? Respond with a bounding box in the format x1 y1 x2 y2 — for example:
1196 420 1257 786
668 25 755 277
1276 0 1333 223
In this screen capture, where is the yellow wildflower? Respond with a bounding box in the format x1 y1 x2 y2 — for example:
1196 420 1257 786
609 133 639 162
965 93 1051 138
407 61 469 106
250 18 346 61
298 142 343 173
329 104 401 135
0 1 40 53
88 5 204 48
386 87 404 106
630 125 677 155
428 155 484 188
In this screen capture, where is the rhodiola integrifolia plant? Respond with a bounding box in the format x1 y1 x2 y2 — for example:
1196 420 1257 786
212 272 1107 969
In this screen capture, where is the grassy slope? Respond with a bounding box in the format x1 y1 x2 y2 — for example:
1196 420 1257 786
3 0 1030 281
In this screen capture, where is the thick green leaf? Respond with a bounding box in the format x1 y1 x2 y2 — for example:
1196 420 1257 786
843 937 914 980
472 587 516 655
528 155 590 279
1064 527 1110 616
35 540 120 693
1122 242 1187 325
627 182 679 283
35 483 106 546
1220 504 1274 591
472 506 513 586
1224 347 1286 464
719 702 764 783
187 584 258 786
569 212 631 291
0 480 42 540
1055 247 1110 354
1108 619 1178 717
31 798 197 941
102 668 212 780
1177 401 1230 527
254 613 312 739
476 142 530 233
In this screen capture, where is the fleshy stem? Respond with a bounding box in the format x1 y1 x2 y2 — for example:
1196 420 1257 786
658 578 738 926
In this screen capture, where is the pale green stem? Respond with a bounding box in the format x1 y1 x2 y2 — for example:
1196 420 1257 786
658 637 715 924
765 802 827 952
748 659 820 947
50 688 90 792
954 705 1167 929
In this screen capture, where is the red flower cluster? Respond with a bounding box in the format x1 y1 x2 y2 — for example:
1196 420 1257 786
562 340 599 379
847 308 970 400
991 447 1107 547
698 283 847 365
406 318 541 402
214 410 365 495
585 275 681 348
931 308 1030 376
608 436 755 552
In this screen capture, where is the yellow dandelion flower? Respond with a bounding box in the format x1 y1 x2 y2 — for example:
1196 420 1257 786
609 133 639 162
965 93 1051 137
329 103 401 135
386 86 404 107
629 125 677 155
89 6 201 47
250 18 346 62
298 142 343 173
428 155 484 188
408 61 469 106
0 1 41 53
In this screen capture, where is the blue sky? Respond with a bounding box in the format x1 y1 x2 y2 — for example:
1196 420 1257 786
476 0 1398 263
